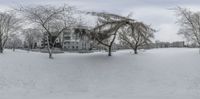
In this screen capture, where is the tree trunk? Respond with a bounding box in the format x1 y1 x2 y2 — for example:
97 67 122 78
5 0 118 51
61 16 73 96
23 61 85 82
47 45 53 59
107 31 118 56
199 46 200 54
1 37 8 53
46 35 53 59
0 47 3 53
0 38 3 53
134 47 138 54
49 50 52 59
13 47 15 52
108 46 112 56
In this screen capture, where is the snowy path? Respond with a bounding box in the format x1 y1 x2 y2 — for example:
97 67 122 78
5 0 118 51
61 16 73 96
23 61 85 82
0 48 200 99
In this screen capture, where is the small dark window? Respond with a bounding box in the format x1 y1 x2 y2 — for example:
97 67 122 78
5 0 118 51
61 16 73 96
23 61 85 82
65 37 71 40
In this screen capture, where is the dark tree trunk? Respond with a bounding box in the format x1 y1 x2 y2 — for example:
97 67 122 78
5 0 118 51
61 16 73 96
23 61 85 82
13 46 15 52
107 31 118 56
49 52 53 59
199 46 200 54
134 47 138 54
108 46 112 56
0 39 3 53
0 47 3 53
197 43 200 54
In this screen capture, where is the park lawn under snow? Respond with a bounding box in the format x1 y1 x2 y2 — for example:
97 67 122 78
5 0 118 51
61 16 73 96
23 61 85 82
0 48 200 99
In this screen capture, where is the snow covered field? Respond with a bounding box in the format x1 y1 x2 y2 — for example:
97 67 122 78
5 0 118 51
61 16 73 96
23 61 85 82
0 48 200 99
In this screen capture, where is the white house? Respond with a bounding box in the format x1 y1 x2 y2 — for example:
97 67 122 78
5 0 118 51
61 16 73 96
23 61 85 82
62 26 91 51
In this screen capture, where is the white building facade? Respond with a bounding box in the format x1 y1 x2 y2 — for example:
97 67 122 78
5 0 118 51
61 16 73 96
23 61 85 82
62 26 91 51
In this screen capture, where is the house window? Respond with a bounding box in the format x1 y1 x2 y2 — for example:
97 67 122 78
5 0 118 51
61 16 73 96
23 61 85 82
64 42 70 44
64 32 71 35
64 37 71 40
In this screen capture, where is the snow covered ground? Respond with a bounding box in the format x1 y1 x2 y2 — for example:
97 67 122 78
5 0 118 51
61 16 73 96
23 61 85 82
0 48 200 99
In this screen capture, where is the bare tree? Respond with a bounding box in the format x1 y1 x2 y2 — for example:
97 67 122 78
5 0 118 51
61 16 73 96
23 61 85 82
119 22 154 54
88 12 135 56
0 11 21 53
6 33 22 51
23 28 42 50
176 7 200 52
19 5 76 59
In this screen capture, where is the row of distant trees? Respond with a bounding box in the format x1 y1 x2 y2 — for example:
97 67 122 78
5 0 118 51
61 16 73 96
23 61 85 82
0 4 155 59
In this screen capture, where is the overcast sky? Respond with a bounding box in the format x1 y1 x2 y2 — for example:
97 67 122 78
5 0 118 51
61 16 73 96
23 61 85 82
0 0 200 42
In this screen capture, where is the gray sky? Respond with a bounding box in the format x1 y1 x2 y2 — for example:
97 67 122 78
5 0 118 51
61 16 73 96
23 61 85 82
0 0 200 42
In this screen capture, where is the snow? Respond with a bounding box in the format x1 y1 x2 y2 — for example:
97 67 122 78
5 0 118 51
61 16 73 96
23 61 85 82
0 48 200 99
